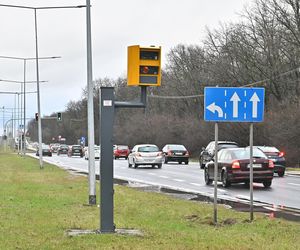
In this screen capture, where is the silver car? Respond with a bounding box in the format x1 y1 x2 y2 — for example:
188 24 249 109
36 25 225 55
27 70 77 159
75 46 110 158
128 144 164 169
84 145 101 160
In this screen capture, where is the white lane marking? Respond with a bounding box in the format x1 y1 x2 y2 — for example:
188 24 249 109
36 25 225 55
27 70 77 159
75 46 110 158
288 183 300 187
148 173 157 176
173 179 184 182
191 183 201 186
159 175 169 179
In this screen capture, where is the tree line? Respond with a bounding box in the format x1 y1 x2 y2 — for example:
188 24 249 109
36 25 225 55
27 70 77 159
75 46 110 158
27 0 300 166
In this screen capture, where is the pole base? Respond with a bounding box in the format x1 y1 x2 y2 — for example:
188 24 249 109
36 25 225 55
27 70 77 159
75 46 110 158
89 195 96 205
66 228 143 237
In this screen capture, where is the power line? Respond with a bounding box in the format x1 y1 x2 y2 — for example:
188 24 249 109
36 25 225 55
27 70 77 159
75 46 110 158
149 67 300 99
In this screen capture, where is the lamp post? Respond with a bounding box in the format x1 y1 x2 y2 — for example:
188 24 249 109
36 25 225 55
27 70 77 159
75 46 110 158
0 3 87 169
1 106 4 135
0 2 96 205
0 90 37 151
0 56 60 155
0 78 47 154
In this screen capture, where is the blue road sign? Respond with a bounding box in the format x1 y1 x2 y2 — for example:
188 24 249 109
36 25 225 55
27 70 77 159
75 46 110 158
204 87 265 122
80 136 86 144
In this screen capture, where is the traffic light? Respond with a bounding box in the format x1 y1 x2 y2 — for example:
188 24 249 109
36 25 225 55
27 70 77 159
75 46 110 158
35 112 39 121
127 45 161 86
57 112 62 121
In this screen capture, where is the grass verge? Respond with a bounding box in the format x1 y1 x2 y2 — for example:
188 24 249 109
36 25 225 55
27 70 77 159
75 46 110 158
0 152 299 250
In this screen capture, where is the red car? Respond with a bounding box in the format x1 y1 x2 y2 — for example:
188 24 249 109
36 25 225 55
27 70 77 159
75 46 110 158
114 145 130 159
204 147 274 188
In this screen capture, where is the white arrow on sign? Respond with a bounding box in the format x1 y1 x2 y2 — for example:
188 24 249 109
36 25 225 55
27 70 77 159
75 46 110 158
230 92 241 118
206 102 223 117
250 92 260 118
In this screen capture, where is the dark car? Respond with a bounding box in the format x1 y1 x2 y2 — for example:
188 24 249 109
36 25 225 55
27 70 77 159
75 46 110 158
36 145 52 157
199 141 238 169
50 143 60 153
68 145 84 157
57 144 69 155
254 146 286 177
204 147 274 188
113 145 130 159
162 144 189 164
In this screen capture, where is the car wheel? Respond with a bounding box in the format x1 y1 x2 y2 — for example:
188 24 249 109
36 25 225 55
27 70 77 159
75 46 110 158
199 157 205 169
278 170 285 177
164 157 168 164
128 161 132 168
263 180 272 188
222 170 231 187
184 161 189 165
179 161 182 164
204 168 212 185
157 163 162 169
134 162 138 169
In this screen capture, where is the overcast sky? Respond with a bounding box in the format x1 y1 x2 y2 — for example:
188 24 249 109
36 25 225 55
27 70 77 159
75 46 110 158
0 0 252 133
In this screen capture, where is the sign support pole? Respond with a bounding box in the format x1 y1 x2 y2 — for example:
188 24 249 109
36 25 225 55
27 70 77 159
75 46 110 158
214 122 218 225
99 86 147 233
100 87 115 233
249 123 254 221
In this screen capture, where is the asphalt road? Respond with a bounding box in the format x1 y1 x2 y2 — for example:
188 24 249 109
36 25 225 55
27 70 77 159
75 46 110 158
30 153 300 210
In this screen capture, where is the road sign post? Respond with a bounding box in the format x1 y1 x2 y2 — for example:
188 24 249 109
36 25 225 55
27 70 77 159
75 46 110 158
204 87 265 222
214 123 218 224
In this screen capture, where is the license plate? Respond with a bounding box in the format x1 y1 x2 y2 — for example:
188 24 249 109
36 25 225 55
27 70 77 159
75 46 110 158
247 164 262 168
175 153 183 155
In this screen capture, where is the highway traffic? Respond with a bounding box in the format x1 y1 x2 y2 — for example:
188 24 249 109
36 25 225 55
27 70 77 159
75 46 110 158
29 153 300 211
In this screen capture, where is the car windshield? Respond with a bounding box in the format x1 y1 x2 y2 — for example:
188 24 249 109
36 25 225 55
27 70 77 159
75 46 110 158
257 146 279 153
168 145 186 150
138 146 159 152
118 145 129 150
219 143 238 149
73 146 81 149
232 148 267 159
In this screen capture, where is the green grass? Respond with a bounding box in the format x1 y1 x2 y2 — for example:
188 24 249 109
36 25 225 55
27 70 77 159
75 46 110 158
0 152 299 250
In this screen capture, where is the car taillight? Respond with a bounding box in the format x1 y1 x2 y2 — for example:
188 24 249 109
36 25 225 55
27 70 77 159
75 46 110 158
278 151 284 157
185 151 189 156
157 152 163 156
232 160 240 169
167 150 172 156
268 160 274 168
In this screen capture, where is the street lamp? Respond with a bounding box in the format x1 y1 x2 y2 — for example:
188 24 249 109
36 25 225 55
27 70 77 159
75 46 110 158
0 90 37 150
0 79 48 154
0 55 60 155
0 2 96 205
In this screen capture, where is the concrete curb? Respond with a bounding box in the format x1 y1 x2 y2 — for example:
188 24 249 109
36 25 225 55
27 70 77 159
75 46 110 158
286 171 300 177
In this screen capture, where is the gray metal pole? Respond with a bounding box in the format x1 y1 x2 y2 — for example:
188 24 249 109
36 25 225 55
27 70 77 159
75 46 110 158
249 123 254 221
23 59 26 155
86 0 96 205
2 106 4 135
20 81 23 154
100 87 115 233
17 94 20 153
34 9 43 168
214 122 218 225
